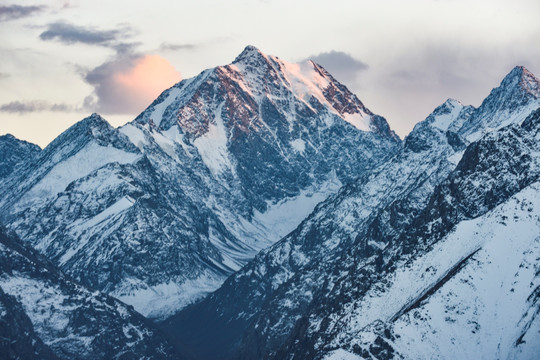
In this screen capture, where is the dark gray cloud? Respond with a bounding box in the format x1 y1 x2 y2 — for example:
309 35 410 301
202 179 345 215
111 41 141 55
0 5 45 21
39 21 134 49
36 20 180 115
159 42 197 51
0 100 75 114
0 72 10 79
307 50 368 87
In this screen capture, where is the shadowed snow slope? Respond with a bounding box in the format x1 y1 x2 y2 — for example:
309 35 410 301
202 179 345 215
0 227 178 359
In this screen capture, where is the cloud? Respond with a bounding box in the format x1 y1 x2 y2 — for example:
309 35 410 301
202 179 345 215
0 5 45 21
36 20 181 115
0 72 9 79
306 50 369 88
39 21 133 48
159 42 197 51
0 100 75 114
84 54 182 114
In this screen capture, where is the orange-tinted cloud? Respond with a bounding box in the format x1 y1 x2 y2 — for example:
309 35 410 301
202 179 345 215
85 54 181 115
114 55 181 106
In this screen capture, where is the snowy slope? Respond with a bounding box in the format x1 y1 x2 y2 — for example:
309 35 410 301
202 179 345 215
0 286 59 360
322 181 540 360
161 95 474 360
390 183 540 360
162 67 540 359
0 226 178 360
0 46 400 319
126 46 399 256
458 66 540 142
314 109 540 359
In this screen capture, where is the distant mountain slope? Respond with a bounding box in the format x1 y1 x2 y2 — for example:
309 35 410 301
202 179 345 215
0 226 178 360
162 67 540 360
0 46 400 319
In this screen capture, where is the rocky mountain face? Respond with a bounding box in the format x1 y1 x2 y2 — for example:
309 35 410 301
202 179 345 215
162 66 540 360
0 226 178 359
0 46 399 319
0 134 40 182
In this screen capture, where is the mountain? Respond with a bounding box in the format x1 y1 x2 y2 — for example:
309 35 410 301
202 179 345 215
0 134 40 182
0 46 400 319
0 226 178 359
162 66 540 359
283 107 540 360
0 114 140 214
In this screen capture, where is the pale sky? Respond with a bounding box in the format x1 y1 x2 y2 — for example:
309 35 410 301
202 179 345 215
1 0 539 147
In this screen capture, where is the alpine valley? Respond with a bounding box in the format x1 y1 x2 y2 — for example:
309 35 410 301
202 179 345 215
1 47 539 360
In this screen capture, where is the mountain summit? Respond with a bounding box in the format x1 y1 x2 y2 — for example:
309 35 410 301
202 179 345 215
0 46 400 319
233 44 268 65
501 65 540 96
0 134 40 182
458 65 540 141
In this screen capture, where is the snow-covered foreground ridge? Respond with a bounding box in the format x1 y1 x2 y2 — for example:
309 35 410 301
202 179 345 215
0 46 399 319
325 181 540 360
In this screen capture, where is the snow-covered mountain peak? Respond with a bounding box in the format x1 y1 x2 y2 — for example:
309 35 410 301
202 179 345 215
136 46 397 140
501 65 540 96
0 113 140 214
232 44 270 66
455 66 540 143
73 112 112 134
426 98 465 131
405 98 471 153
1 133 21 142
440 98 462 110
46 112 124 150
86 112 106 122
481 65 540 107
0 133 41 151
